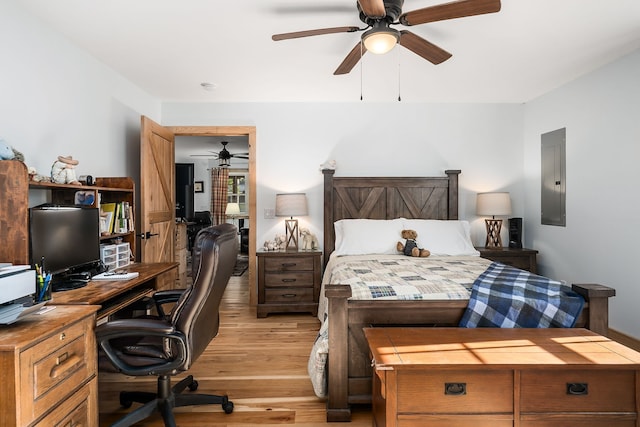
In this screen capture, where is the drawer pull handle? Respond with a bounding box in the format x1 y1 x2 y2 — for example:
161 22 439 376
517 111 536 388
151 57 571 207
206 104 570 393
282 278 296 282
283 293 297 298
444 382 466 395
567 382 588 395
50 353 83 379
281 263 297 267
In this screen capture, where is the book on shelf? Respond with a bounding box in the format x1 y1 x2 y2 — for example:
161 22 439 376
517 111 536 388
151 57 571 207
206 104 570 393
100 202 117 234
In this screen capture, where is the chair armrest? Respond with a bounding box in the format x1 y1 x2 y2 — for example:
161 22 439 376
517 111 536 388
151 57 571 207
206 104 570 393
149 289 186 318
96 318 187 376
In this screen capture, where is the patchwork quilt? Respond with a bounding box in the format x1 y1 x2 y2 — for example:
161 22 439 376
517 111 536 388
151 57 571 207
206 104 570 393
459 262 584 328
310 254 492 397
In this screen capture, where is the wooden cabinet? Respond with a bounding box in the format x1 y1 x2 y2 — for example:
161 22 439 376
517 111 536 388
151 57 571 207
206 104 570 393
257 249 322 317
366 327 640 427
476 246 538 273
0 306 99 426
0 160 136 265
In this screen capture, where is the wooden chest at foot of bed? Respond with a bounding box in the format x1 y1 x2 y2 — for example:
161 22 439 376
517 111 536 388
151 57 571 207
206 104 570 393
257 249 322 317
365 327 640 427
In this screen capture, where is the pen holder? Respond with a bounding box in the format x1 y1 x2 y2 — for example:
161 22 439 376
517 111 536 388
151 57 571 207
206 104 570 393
36 276 52 303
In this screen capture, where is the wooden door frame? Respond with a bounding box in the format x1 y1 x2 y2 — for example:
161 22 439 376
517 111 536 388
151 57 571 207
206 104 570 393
168 126 257 307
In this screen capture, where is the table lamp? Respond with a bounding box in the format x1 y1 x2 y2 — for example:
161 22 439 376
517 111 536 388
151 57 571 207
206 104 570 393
275 193 308 250
476 192 512 248
225 202 240 226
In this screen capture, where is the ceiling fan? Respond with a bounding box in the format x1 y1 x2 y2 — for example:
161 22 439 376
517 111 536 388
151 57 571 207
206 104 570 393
191 141 249 166
272 0 501 75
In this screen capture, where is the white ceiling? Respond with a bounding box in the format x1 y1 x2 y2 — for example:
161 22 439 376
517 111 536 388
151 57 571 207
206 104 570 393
20 0 640 103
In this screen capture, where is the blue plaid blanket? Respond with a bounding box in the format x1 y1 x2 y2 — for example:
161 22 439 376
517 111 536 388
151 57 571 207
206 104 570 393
459 262 585 328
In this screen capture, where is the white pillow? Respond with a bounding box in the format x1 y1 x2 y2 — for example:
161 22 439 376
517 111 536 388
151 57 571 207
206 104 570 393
402 219 479 256
334 218 404 256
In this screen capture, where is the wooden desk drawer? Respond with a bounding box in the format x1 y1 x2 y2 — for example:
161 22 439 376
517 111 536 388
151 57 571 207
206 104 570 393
264 256 314 272
264 271 313 287
397 370 513 413
520 370 636 412
34 378 96 427
265 287 314 303
20 317 95 425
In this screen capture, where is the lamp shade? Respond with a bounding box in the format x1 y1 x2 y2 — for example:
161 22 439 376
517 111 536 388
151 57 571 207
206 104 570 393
225 202 240 215
275 193 308 217
476 192 512 216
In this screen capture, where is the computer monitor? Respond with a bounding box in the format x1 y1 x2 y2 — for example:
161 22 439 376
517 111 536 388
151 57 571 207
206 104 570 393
29 204 101 290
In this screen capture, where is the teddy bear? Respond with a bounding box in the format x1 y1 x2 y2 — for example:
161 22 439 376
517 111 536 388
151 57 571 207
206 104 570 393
300 227 319 250
51 155 81 185
397 229 430 257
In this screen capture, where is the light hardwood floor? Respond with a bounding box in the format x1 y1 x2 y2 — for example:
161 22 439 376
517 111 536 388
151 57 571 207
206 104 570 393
98 272 372 426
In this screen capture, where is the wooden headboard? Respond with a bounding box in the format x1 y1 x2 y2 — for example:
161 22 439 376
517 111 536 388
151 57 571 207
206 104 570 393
322 169 461 265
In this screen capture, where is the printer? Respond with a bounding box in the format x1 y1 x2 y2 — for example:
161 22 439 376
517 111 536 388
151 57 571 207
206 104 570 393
0 265 38 324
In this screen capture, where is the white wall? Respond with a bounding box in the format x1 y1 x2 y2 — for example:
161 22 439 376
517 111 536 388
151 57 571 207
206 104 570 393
523 49 640 338
162 102 525 248
0 2 160 187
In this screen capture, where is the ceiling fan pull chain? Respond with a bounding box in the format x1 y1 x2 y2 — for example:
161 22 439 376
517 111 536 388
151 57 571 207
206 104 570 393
360 40 364 101
397 46 402 102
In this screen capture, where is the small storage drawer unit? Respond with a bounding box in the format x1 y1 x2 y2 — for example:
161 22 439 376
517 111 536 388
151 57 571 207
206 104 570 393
0 306 99 427
257 249 322 317
116 242 130 268
100 243 117 270
365 327 640 427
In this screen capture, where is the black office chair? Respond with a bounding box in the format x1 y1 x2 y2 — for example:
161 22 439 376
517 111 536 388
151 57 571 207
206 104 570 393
96 223 238 427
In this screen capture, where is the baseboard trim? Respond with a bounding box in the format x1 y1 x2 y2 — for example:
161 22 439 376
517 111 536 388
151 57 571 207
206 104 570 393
609 328 640 352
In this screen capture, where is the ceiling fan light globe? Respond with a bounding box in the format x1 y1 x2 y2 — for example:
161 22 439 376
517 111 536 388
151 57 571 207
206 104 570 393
362 28 399 54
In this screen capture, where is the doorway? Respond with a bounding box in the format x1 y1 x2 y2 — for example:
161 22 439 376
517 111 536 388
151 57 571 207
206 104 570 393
168 126 257 307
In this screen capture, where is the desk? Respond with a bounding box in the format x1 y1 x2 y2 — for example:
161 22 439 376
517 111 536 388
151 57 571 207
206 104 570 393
52 262 178 320
366 327 640 427
0 306 100 426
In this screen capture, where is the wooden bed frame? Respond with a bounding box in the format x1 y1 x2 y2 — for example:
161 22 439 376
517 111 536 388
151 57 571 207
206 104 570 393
321 168 616 422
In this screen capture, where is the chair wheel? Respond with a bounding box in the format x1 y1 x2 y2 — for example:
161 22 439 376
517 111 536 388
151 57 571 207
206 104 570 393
222 400 234 414
119 397 132 409
188 379 198 391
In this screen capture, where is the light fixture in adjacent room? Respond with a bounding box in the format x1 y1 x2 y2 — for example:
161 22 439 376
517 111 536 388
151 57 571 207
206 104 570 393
225 202 240 216
217 142 231 168
362 23 399 54
476 192 512 248
275 193 308 250
225 202 241 227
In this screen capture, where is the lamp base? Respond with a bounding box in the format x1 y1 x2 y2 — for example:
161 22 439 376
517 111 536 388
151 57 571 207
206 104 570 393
284 218 299 250
484 219 503 248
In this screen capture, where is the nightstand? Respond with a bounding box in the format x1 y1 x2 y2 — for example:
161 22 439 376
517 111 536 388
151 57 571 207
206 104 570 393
257 249 322 318
476 246 538 273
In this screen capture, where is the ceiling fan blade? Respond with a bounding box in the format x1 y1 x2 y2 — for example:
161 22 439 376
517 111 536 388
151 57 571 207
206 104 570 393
399 0 501 26
357 0 386 18
272 26 361 41
399 31 452 64
334 43 367 75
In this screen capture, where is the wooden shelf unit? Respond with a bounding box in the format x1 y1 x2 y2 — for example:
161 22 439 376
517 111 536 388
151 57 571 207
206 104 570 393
0 160 136 265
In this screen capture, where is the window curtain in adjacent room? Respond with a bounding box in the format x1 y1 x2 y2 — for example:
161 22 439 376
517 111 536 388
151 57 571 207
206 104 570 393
210 167 229 225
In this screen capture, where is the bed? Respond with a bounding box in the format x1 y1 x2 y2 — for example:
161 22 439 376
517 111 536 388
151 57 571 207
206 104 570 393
316 168 616 422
